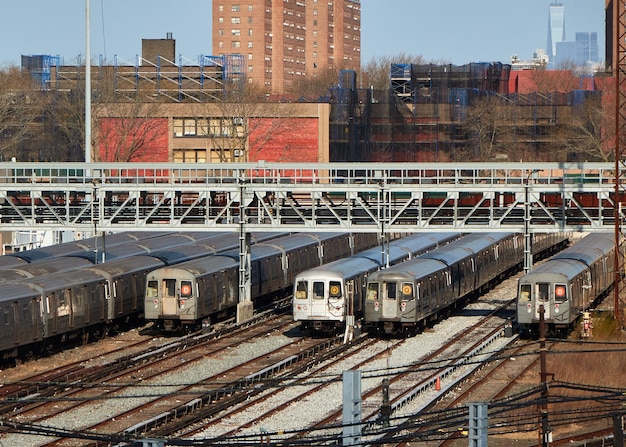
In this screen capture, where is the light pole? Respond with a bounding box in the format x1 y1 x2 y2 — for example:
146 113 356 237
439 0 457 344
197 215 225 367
524 169 541 274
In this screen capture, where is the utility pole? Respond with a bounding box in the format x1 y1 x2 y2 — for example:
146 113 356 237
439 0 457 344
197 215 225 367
539 305 551 446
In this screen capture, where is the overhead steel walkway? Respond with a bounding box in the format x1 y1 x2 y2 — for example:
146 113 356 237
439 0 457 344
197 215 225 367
0 161 620 234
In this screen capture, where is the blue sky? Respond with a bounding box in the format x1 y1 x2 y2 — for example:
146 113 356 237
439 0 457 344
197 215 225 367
0 0 605 67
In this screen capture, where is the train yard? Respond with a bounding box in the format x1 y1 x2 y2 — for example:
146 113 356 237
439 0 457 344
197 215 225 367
0 229 623 446
0 257 621 446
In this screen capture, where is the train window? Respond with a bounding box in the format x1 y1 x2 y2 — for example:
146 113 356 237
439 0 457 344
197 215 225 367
163 279 176 298
537 283 549 302
180 281 193 298
519 284 531 302
295 280 307 299
366 283 379 301
329 281 342 298
554 284 567 302
146 281 158 298
313 282 324 300
401 282 414 300
385 282 397 300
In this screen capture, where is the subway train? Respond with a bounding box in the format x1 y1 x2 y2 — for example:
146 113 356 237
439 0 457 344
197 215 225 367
364 232 569 336
0 231 233 282
517 232 618 337
144 232 380 332
292 232 462 334
0 231 171 269
0 232 284 360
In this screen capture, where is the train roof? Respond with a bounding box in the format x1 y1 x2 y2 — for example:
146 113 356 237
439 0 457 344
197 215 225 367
296 257 380 280
87 255 166 277
0 256 94 282
367 257 447 281
147 255 238 278
519 258 588 281
0 282 41 302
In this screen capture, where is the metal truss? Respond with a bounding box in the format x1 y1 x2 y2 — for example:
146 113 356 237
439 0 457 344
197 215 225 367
0 161 621 233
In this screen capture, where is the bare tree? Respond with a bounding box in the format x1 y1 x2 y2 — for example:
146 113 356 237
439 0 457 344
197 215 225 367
93 100 166 162
558 92 614 161
289 67 339 99
198 81 299 163
461 94 518 161
0 66 45 160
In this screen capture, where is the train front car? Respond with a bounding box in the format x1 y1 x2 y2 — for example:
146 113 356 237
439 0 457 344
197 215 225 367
293 257 378 333
516 232 617 337
145 256 238 332
516 260 587 337
364 258 447 336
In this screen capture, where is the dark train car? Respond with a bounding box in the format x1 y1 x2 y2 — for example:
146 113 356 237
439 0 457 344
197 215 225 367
517 232 617 336
145 233 379 332
364 232 569 336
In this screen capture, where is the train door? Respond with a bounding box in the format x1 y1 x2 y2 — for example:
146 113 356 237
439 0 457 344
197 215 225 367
381 281 398 319
161 278 178 315
534 282 551 320
8 303 18 345
309 280 328 317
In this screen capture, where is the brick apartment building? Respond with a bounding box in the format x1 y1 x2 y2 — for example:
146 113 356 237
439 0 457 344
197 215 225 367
212 0 361 94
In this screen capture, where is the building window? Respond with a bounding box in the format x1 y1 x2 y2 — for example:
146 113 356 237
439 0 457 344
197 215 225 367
219 5 223 11
219 17 224 23
231 17 241 24
232 41 241 48
248 16 253 24
248 41 253 48
173 149 207 163
248 5 253 11
218 29 224 36
231 4 240 12
232 29 241 36
248 29 253 36
219 42 224 48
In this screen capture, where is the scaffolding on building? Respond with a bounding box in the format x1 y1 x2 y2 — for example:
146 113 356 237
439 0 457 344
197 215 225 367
39 54 246 103
329 63 602 163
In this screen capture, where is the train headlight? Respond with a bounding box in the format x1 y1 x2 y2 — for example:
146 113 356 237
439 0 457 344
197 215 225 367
374 301 379 312
400 301 407 311
555 303 559 313
153 299 159 309
526 303 531 313
179 300 185 309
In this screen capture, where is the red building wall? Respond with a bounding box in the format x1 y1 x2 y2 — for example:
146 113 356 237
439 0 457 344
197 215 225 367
97 118 169 162
248 117 319 162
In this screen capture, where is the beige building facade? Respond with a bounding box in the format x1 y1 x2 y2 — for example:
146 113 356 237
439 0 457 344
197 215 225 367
212 0 361 94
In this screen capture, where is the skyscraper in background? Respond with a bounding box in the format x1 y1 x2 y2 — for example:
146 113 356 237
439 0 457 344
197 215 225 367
547 2 566 63
576 32 599 65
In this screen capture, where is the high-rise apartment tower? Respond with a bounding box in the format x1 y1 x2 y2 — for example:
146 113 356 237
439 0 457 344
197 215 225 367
212 0 361 94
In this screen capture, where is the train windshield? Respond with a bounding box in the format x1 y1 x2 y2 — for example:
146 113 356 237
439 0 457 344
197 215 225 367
366 283 379 301
313 282 324 300
146 280 158 298
519 284 531 302
295 280 307 300
537 283 549 302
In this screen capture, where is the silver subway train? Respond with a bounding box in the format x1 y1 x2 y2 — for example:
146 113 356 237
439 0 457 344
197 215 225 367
517 232 618 337
292 232 461 334
364 233 569 336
